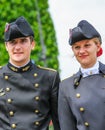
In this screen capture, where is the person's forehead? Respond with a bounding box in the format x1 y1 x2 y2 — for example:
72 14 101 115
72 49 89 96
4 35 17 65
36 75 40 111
9 36 30 42
73 39 91 46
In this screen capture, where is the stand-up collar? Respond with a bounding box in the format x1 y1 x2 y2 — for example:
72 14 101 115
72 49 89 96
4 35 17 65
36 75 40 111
73 62 105 88
7 61 33 72
81 61 99 77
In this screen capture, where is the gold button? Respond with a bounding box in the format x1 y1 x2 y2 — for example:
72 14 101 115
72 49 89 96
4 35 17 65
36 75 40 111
34 73 38 77
80 107 85 112
9 111 14 116
35 109 39 113
35 121 40 125
0 66 2 69
85 122 89 126
75 82 79 86
34 83 39 88
7 98 12 103
35 96 40 101
76 93 80 98
4 76 8 80
6 87 11 92
11 123 16 128
103 75 105 78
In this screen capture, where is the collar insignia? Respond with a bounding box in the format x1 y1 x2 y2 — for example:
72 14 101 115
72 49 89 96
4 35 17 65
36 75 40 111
7 61 32 72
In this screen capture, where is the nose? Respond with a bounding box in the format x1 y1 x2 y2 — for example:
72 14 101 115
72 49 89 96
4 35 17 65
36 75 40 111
14 43 21 49
79 47 85 54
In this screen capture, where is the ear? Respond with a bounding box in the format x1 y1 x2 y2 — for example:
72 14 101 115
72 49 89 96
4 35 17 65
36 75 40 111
71 46 74 51
5 43 8 51
31 41 35 50
96 42 101 52
96 43 103 57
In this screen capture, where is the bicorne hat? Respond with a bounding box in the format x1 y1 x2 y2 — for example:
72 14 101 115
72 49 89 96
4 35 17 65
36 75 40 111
69 20 101 45
4 16 34 42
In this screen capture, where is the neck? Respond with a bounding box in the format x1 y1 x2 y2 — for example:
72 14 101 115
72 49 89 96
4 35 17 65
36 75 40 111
81 60 99 70
9 60 30 68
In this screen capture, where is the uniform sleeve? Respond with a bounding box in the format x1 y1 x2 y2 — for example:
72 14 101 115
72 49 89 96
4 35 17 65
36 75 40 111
58 82 77 130
50 71 60 130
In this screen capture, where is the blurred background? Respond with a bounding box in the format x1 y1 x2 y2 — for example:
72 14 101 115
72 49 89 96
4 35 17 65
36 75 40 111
48 0 105 80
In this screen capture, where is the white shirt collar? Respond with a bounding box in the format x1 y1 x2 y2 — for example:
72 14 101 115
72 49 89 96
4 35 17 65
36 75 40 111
81 61 99 77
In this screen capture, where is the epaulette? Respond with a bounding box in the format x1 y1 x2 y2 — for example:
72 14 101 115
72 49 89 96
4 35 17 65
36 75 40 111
37 65 56 72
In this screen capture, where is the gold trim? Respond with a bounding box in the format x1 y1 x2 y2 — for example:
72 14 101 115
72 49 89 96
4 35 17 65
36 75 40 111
37 65 56 72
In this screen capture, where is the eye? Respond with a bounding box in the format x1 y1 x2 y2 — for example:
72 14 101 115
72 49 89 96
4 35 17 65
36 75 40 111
84 43 91 48
9 40 16 45
21 38 29 44
21 38 27 42
74 46 80 50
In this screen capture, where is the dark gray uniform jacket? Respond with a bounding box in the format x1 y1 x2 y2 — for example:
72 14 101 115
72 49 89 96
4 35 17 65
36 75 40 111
0 61 60 130
58 62 105 130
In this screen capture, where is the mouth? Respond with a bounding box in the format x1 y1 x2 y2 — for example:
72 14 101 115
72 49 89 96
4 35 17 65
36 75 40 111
13 52 23 56
79 55 88 59
14 52 23 54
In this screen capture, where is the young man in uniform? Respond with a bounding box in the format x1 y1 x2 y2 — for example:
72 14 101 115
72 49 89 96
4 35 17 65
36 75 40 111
0 16 60 130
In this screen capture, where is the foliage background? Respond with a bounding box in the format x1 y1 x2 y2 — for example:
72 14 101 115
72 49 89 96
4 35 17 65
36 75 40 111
0 0 59 72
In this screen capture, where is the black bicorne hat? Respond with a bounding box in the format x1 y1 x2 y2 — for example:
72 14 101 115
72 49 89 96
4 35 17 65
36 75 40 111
69 20 102 45
4 16 34 42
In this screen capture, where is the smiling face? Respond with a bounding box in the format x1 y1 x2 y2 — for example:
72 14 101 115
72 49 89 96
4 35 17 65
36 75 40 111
5 36 35 66
72 38 101 68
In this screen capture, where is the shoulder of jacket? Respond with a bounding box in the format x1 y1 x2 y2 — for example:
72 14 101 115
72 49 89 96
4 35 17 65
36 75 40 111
0 65 4 71
37 65 57 72
0 65 8 72
0 66 3 69
0 66 4 75
61 73 75 82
